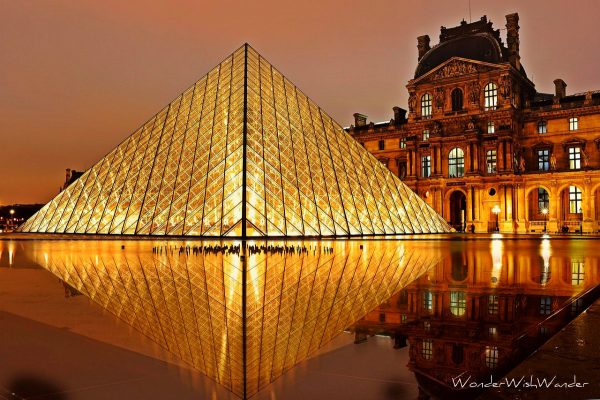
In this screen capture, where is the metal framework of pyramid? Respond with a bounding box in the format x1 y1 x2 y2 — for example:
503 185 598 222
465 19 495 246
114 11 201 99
27 240 441 399
20 44 449 237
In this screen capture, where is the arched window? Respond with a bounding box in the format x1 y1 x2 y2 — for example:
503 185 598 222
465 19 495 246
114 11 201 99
448 147 465 177
451 88 463 111
484 82 498 110
421 93 432 118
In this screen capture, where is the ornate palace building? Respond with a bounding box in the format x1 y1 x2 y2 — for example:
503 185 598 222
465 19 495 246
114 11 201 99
353 239 599 398
348 13 600 233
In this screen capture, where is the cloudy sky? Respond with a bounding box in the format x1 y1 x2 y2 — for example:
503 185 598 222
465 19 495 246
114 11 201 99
2 0 599 204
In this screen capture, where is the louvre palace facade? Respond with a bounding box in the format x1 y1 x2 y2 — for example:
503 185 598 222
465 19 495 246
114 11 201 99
348 13 600 233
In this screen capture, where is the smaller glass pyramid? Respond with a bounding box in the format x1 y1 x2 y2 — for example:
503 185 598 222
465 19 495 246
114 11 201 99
20 45 449 237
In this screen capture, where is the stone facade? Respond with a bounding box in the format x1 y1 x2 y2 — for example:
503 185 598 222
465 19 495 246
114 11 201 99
348 14 600 233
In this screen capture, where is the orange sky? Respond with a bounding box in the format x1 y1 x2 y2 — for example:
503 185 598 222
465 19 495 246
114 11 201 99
2 0 599 204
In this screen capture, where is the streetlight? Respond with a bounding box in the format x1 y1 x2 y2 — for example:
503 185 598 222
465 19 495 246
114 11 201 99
541 207 548 233
492 205 501 233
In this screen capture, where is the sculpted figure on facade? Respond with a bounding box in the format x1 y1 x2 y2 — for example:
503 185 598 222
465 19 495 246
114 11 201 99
408 92 417 113
432 60 477 80
499 75 512 99
468 82 480 105
434 87 445 110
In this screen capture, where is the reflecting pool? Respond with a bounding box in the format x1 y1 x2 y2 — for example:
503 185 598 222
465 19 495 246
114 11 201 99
0 236 598 400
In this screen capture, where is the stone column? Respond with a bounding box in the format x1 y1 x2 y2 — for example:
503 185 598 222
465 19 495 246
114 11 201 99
437 146 442 175
582 181 594 233
466 143 472 173
431 145 438 175
407 150 413 176
500 185 514 233
466 186 474 226
548 184 559 233
515 185 527 233
506 141 513 172
473 143 479 172
497 141 504 171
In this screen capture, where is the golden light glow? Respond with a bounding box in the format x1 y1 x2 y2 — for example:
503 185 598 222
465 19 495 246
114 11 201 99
19 45 449 237
26 239 441 398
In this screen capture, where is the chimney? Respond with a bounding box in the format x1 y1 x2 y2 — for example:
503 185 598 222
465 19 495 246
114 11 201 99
353 113 368 127
393 107 407 124
505 13 520 69
417 35 430 61
554 79 567 99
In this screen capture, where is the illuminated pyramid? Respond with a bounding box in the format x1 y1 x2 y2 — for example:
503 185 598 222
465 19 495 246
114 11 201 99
27 240 441 398
20 44 449 237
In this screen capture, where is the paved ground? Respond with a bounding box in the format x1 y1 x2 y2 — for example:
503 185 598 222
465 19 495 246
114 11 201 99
0 265 418 400
484 298 600 400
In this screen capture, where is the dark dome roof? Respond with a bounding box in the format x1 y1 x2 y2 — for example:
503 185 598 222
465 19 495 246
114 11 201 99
415 33 504 78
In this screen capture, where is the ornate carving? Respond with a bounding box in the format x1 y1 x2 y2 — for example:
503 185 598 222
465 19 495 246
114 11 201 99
408 92 417 113
499 75 512 99
468 82 480 105
434 87 445 110
431 60 478 80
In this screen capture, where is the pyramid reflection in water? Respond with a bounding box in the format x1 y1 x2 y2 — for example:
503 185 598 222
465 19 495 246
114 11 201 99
28 240 441 398
20 44 449 237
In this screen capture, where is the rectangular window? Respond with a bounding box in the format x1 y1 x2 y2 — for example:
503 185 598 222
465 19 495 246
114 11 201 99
379 313 386 322
422 129 430 141
569 147 581 170
569 117 578 131
486 150 497 174
485 346 499 368
378 140 385 150
488 295 499 315
422 339 433 360
487 121 495 134
400 137 406 149
538 149 550 171
450 291 466 316
538 188 549 211
423 291 433 311
489 326 497 336
571 261 584 285
538 121 547 134
421 155 431 178
569 185 582 213
540 297 552 315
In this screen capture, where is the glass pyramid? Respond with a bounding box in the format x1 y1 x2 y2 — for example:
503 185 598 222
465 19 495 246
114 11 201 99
20 44 449 237
26 240 442 398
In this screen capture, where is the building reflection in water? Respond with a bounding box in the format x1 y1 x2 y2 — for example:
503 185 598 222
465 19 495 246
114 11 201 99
354 239 600 400
19 239 441 399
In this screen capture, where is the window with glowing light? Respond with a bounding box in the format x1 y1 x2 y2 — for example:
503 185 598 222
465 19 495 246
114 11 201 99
569 186 582 213
488 295 499 315
450 291 466 316
571 260 584 285
538 120 547 134
486 149 497 174
448 148 464 177
423 291 433 311
485 346 499 368
568 147 581 170
484 83 498 110
538 188 549 212
421 93 432 118
421 155 431 178
569 117 578 131
421 339 433 360
538 149 550 171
